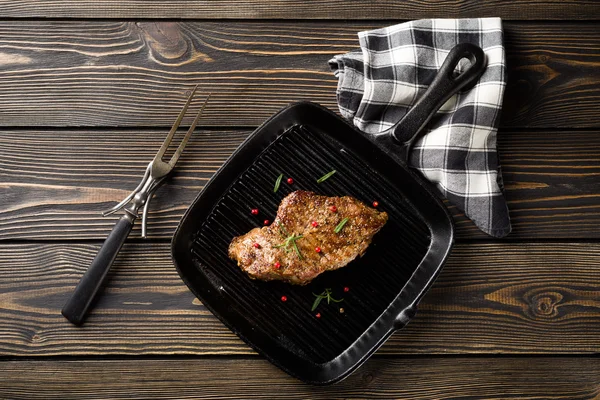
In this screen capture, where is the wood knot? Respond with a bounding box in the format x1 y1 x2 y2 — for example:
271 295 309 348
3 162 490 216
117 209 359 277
539 54 549 63
31 334 43 343
362 373 374 384
136 22 213 65
525 289 563 319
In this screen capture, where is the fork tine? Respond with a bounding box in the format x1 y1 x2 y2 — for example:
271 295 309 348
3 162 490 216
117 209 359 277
168 93 210 168
154 85 199 162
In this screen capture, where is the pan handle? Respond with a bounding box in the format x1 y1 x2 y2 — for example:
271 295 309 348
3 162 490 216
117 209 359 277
390 43 487 160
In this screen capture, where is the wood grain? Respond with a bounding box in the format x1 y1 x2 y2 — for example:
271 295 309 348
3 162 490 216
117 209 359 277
0 357 598 399
0 128 598 240
0 21 598 128
0 242 598 356
0 4 596 399
0 0 599 20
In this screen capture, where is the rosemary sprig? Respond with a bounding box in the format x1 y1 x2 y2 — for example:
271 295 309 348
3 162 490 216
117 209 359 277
274 221 303 259
312 288 344 311
273 173 283 193
317 170 337 183
334 217 350 233
291 240 303 259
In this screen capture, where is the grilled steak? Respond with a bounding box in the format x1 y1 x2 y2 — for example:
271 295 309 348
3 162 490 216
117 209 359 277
228 191 388 285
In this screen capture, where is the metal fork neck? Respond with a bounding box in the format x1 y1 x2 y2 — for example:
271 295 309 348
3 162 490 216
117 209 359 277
123 178 152 218
102 162 167 238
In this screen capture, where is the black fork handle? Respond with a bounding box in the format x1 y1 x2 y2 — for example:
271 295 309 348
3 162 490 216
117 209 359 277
62 214 135 325
391 43 487 159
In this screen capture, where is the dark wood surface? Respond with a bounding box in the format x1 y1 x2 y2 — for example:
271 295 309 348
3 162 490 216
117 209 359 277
0 0 599 20
0 3 598 399
0 22 598 128
0 128 599 240
0 242 598 356
0 358 598 399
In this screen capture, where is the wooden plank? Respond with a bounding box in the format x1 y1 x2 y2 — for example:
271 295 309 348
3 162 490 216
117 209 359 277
0 21 598 128
0 128 598 240
0 357 598 399
0 242 598 356
0 0 598 20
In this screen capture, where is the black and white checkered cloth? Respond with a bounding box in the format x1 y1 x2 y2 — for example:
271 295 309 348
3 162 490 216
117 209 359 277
329 18 511 237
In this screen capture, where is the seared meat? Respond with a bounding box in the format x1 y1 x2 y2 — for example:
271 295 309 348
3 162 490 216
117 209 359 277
228 191 388 285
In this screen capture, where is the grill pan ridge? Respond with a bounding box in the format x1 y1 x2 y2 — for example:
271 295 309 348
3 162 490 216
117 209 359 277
172 102 455 384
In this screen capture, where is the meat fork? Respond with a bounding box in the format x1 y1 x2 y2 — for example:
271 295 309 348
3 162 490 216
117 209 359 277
62 86 210 325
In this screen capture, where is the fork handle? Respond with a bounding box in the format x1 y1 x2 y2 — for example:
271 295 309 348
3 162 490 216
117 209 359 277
62 213 135 325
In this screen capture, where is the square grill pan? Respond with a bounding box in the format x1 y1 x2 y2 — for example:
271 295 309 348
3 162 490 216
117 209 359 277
171 101 454 384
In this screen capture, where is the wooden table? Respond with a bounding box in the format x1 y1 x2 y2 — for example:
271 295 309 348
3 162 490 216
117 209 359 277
0 2 599 398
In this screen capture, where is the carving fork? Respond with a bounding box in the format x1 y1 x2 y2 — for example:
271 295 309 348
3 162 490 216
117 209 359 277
62 86 209 325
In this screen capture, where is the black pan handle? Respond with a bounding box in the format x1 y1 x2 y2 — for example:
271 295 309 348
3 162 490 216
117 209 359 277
61 213 135 325
391 43 487 159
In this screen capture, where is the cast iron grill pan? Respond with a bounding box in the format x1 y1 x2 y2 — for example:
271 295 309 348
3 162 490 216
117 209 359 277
172 43 486 384
175 109 449 384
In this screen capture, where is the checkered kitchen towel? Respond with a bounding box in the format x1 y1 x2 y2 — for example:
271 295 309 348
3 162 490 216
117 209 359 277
329 18 511 237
